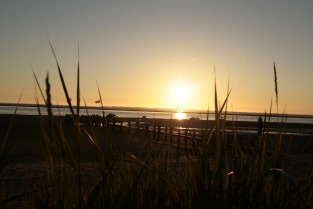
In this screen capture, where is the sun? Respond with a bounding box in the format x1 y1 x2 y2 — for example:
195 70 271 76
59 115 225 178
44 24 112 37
167 80 198 110
174 111 186 120
171 83 190 103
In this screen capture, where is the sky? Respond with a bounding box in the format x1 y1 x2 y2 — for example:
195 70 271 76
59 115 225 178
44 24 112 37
1 0 313 114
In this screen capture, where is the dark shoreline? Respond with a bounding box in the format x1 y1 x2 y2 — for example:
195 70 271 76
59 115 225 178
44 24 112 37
1 102 313 119
1 114 312 165
0 114 313 131
0 115 312 209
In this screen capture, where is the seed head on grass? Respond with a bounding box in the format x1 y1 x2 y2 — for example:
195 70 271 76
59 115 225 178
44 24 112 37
45 73 52 118
274 62 278 110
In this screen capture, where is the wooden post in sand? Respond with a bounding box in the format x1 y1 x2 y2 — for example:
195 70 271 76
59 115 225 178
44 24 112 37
170 127 173 145
119 121 123 133
192 129 196 152
153 124 156 139
145 122 149 138
176 128 180 148
185 129 188 149
157 125 161 141
192 129 196 138
135 120 139 136
112 119 116 132
164 126 168 143
200 130 205 146
184 128 189 157
128 122 131 134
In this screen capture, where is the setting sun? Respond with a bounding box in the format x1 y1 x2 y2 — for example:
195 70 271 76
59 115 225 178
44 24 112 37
171 84 190 102
171 83 191 104
167 80 200 110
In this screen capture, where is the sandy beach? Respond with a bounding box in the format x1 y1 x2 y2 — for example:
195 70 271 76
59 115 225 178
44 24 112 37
0 114 312 208
0 114 312 178
1 114 312 163
0 113 311 176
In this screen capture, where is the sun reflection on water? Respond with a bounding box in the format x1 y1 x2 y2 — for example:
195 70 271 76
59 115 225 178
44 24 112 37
174 111 186 120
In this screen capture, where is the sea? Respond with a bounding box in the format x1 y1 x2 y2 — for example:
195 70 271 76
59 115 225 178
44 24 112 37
1 104 313 124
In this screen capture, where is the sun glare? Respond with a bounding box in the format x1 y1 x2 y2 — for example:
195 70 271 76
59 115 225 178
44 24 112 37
174 112 186 120
172 83 190 102
167 80 199 110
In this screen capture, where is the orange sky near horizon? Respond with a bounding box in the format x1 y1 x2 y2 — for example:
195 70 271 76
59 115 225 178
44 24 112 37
1 1 313 115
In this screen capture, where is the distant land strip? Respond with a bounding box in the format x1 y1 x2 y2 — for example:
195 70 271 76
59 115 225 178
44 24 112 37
1 102 313 119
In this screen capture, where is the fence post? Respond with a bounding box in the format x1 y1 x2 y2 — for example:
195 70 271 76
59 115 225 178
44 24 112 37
200 129 205 146
164 126 168 143
112 119 116 132
170 127 173 146
145 122 149 138
153 123 156 139
120 121 123 133
135 120 139 136
176 128 180 148
185 128 189 158
157 125 161 141
128 122 131 134
185 129 188 149
192 129 196 154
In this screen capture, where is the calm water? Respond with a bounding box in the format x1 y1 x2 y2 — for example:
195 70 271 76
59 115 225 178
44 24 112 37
1 105 313 124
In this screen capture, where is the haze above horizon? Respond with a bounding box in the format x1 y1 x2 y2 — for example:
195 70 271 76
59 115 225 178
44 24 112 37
1 1 313 114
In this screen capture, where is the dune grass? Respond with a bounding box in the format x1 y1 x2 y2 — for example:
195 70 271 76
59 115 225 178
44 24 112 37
0 50 312 208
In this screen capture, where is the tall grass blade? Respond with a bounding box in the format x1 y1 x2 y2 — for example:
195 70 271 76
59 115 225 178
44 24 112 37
45 72 55 161
49 41 75 117
218 89 232 116
94 81 117 181
75 45 82 209
274 62 278 111
213 71 224 208
76 45 80 118
96 80 105 117
46 74 78 170
31 64 47 104
273 62 283 167
96 81 112 152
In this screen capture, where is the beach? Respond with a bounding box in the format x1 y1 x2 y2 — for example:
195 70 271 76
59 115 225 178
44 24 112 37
1 114 312 162
1 114 313 208
1 113 312 177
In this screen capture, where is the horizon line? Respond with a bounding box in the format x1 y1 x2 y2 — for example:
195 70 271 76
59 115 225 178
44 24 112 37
1 102 313 118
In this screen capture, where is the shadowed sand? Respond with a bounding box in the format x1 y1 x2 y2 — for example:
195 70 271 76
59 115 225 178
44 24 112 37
0 114 312 174
0 114 312 205
0 115 313 163
0 114 195 164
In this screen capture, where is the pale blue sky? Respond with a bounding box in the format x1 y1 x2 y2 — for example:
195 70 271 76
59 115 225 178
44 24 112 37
1 0 313 114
